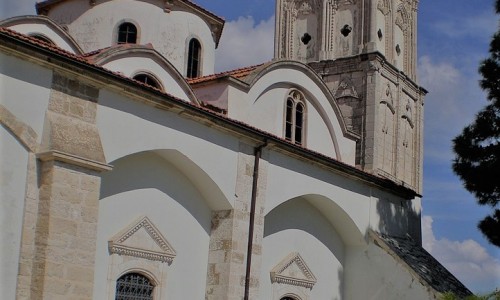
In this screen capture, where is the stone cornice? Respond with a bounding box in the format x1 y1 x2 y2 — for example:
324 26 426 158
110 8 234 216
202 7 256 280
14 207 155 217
37 150 113 172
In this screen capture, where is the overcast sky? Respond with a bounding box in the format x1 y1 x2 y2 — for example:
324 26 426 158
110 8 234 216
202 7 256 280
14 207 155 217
1 0 499 294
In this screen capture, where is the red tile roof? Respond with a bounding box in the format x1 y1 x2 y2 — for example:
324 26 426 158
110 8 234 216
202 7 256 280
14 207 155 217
35 0 224 22
187 63 267 84
0 27 182 99
0 26 419 198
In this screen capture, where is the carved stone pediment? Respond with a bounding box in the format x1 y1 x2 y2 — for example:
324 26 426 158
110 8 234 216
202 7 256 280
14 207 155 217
108 216 176 264
270 252 317 289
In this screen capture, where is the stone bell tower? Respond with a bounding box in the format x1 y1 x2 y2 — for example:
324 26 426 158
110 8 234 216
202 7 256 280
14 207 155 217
275 0 426 193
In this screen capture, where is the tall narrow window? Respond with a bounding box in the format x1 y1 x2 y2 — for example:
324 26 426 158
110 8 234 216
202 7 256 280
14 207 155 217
118 22 138 44
284 90 306 146
187 38 201 78
115 273 154 300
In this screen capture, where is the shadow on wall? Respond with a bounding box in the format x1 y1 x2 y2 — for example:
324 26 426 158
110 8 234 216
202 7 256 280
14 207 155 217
100 150 214 234
374 190 421 243
264 196 345 299
98 90 241 151
264 197 345 256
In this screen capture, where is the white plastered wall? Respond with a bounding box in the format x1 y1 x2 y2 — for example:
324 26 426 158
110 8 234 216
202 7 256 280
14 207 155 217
345 242 434 300
260 198 345 300
0 53 52 144
0 53 52 300
226 67 356 165
6 23 81 54
94 152 213 299
47 0 216 75
96 89 238 210
0 129 29 300
102 56 192 102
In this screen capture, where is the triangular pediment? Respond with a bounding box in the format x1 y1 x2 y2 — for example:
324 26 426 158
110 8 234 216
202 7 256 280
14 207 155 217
108 216 176 264
270 252 317 289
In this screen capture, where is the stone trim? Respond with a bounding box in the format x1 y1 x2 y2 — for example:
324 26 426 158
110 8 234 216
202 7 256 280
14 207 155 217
270 252 317 290
0 104 38 152
108 216 176 264
37 150 113 172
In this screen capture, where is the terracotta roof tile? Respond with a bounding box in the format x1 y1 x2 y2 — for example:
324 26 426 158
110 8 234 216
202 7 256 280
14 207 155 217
0 26 419 198
187 63 267 84
35 0 224 23
0 27 187 101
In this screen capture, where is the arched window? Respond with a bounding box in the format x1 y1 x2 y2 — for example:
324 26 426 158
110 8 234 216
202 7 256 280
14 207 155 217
187 38 202 78
115 272 154 300
284 90 306 146
133 73 162 90
280 297 299 300
29 34 55 45
117 22 138 44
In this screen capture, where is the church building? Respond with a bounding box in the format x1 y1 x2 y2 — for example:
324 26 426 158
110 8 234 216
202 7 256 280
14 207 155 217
0 0 472 299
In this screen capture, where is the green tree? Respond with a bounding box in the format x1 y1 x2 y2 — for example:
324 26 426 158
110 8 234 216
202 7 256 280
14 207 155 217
452 0 500 247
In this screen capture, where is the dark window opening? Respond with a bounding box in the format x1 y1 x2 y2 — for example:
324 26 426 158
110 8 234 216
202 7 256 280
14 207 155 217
118 22 138 44
284 91 306 145
187 38 202 78
285 99 294 141
295 103 304 145
301 33 312 45
133 73 161 89
115 273 154 300
340 24 352 37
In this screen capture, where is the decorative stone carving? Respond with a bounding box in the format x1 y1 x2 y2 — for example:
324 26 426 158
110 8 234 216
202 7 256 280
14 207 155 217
395 4 410 32
108 216 176 264
333 79 359 99
377 0 391 15
270 252 317 289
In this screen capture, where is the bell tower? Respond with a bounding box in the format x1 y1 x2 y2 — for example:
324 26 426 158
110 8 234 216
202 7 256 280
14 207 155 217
275 0 426 193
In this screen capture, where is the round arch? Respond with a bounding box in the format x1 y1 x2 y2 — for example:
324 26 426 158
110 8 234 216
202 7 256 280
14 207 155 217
101 149 232 211
265 194 365 247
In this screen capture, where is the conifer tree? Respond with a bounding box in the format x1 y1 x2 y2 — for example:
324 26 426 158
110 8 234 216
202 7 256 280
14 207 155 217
452 0 500 247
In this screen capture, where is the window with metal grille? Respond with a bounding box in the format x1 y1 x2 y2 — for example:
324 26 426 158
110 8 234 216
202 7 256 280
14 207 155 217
118 22 138 44
187 38 201 78
133 73 161 89
115 273 154 300
284 90 306 146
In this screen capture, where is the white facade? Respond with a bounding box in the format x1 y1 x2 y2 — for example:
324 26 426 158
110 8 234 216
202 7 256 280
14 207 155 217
0 0 472 299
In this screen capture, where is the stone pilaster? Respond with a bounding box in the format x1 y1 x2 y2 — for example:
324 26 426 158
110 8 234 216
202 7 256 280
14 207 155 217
26 71 111 299
205 143 267 300
30 159 106 300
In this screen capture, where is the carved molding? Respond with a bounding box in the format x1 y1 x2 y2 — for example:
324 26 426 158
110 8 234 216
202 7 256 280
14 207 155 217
395 4 410 32
108 216 176 264
333 79 359 99
270 252 317 290
377 0 391 15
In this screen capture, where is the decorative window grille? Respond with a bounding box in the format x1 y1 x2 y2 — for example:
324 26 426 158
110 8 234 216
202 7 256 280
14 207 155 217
118 22 138 44
187 38 202 78
133 73 161 89
284 90 306 146
115 273 154 300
